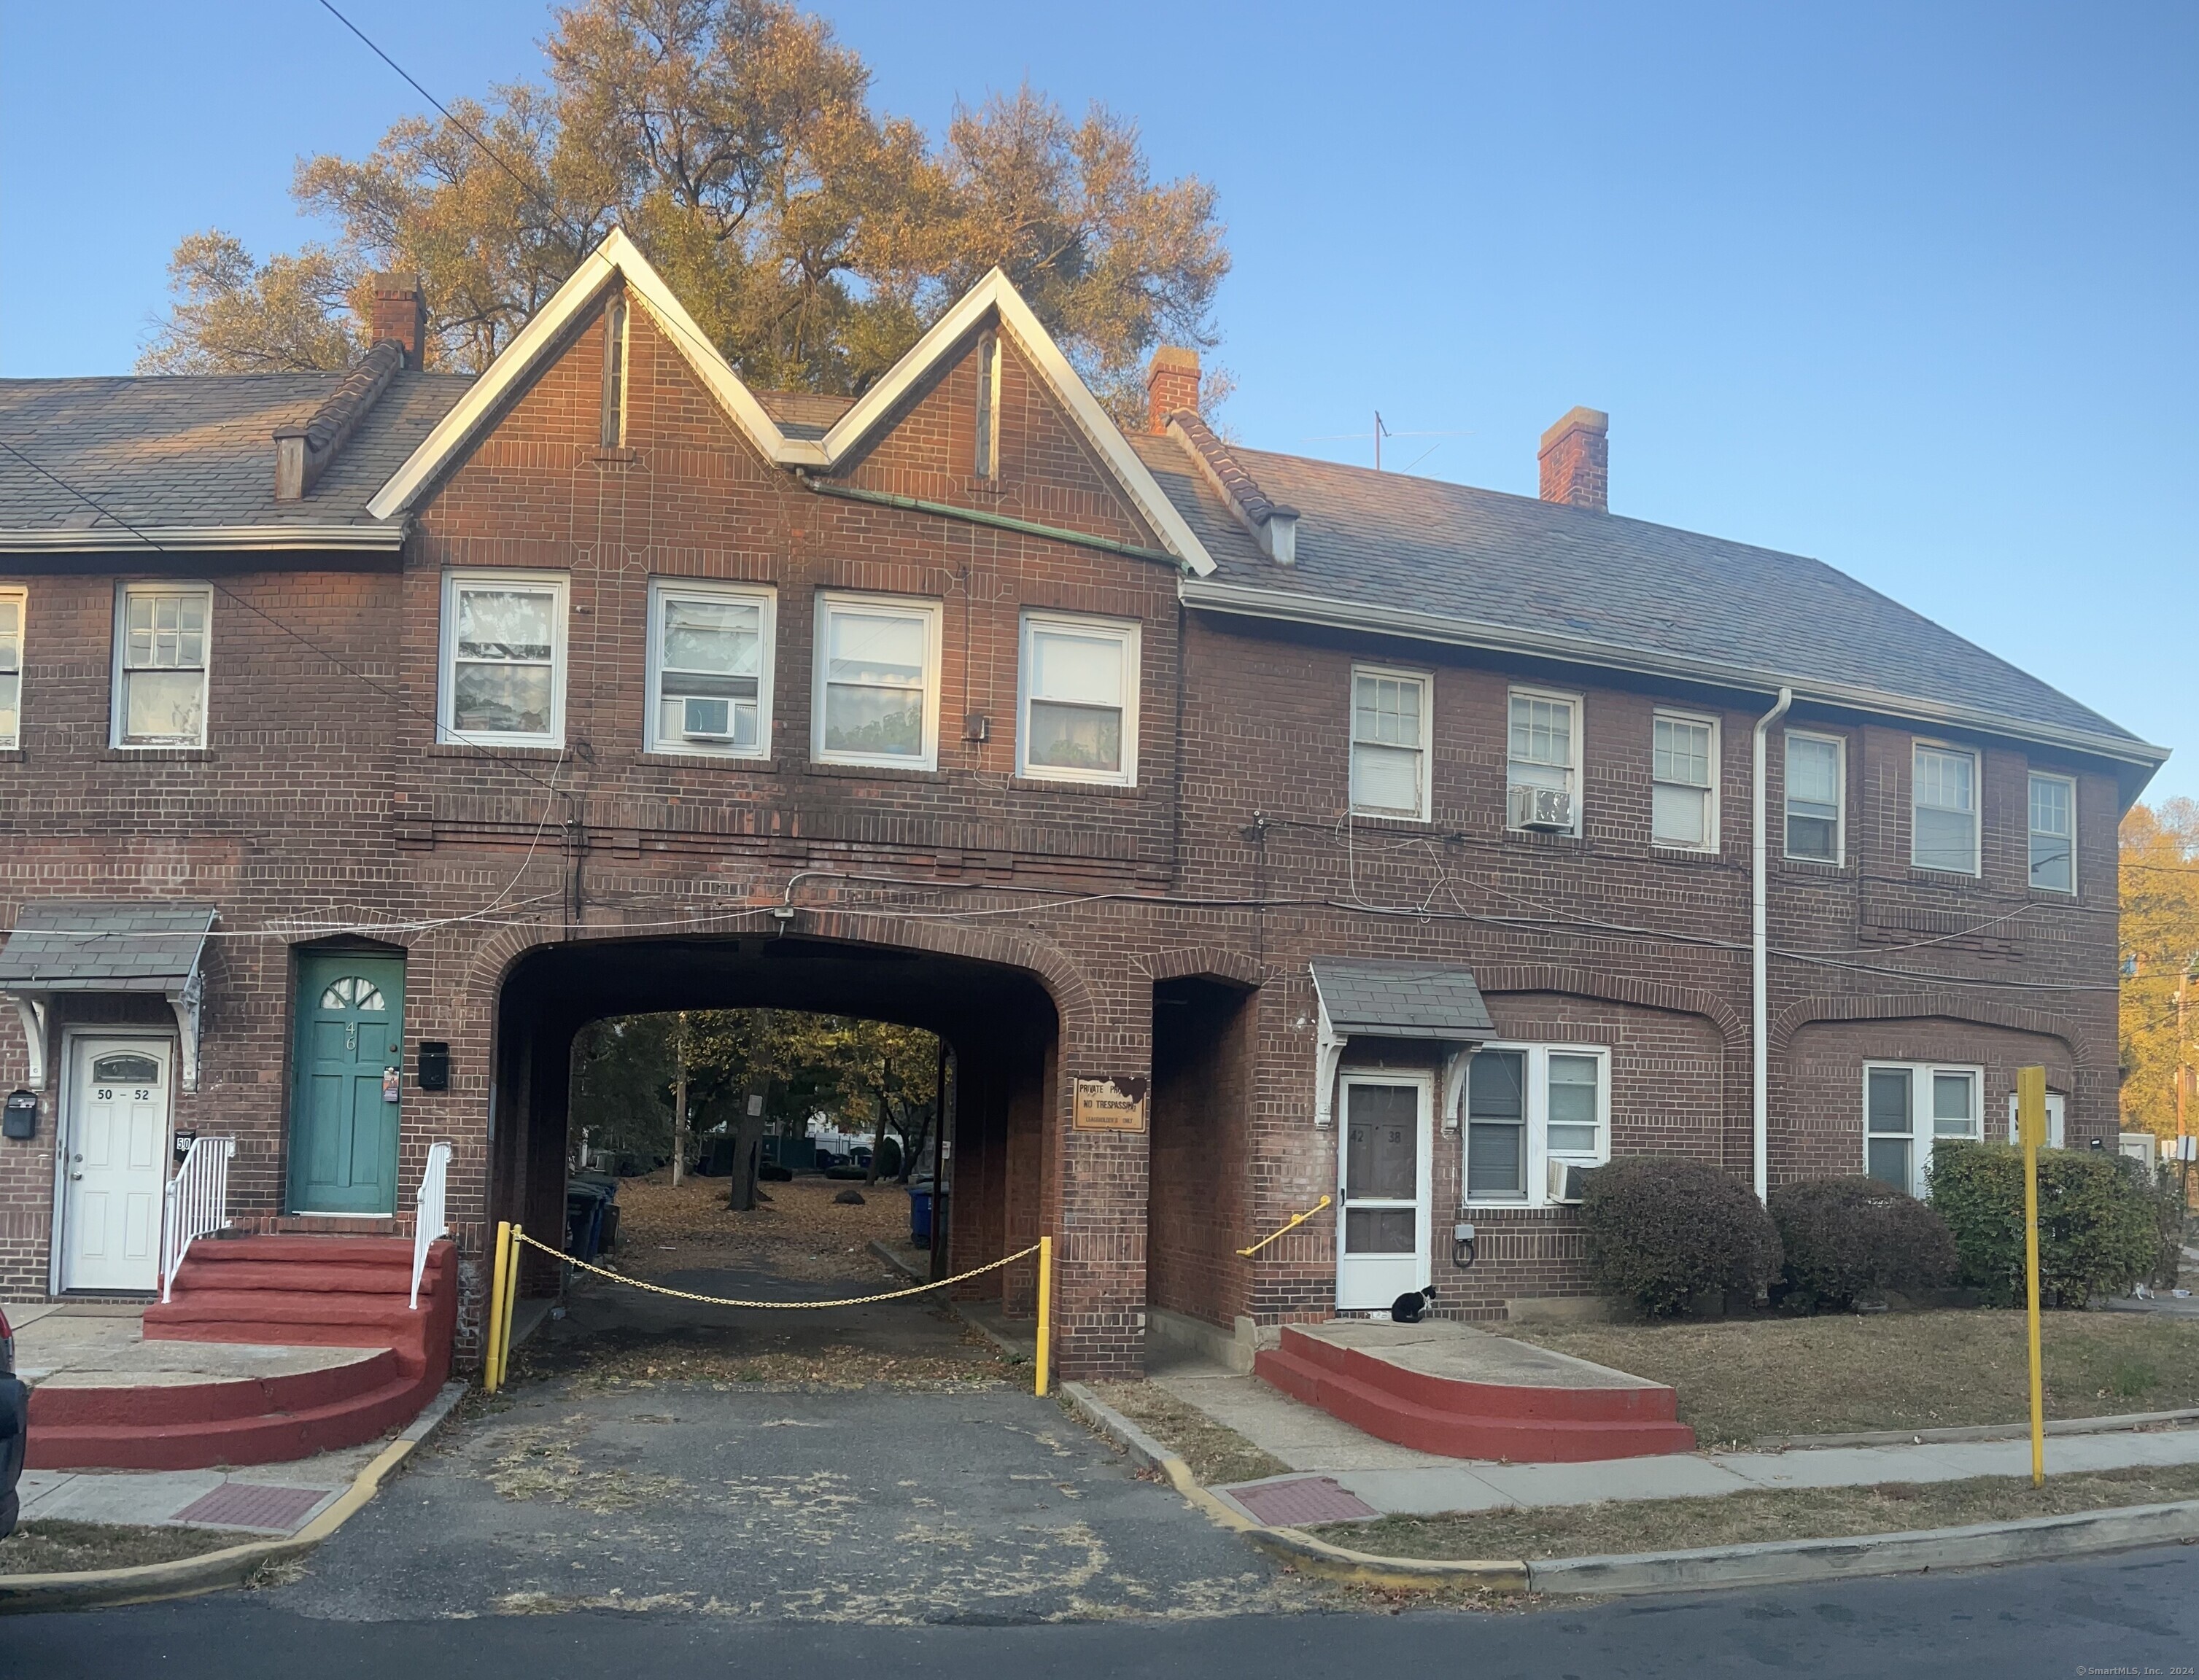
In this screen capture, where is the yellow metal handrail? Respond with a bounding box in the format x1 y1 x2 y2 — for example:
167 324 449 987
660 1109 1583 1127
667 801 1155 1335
1237 1194 1331 1258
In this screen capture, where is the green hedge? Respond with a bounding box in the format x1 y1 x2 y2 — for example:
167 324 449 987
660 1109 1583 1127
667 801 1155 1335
1581 1158 1783 1318
1769 1175 1957 1312
1925 1140 2157 1307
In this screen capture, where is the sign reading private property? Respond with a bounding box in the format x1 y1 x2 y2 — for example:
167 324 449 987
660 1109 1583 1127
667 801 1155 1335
1073 1077 1148 1132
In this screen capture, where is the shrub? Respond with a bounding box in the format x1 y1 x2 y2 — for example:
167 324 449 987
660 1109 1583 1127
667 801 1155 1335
1581 1158 1783 1318
1925 1140 2158 1307
1769 1175 1957 1312
875 1136 904 1179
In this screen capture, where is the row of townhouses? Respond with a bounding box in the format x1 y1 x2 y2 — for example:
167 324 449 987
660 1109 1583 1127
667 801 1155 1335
0 231 2162 1375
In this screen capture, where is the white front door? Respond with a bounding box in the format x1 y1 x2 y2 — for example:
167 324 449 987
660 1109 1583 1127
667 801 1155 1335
1335 1073 1432 1312
59 1037 172 1293
2006 1091 2067 1150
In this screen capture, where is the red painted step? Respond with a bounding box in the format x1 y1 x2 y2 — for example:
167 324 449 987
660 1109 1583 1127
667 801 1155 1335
1254 1323 1697 1463
28 1234 461 1471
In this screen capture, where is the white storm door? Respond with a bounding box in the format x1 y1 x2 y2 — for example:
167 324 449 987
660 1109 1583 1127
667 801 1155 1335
1335 1074 1432 1312
2006 1091 2067 1150
60 1037 172 1292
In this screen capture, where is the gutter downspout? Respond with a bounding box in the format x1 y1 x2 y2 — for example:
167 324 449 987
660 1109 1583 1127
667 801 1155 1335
1752 686 1793 1203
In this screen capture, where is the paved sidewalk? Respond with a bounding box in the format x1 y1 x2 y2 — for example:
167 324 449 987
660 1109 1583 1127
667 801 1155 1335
15 1439 382 1536
1150 1358 2199 1520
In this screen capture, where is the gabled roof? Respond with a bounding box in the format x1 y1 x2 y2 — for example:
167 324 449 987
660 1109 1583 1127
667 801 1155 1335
366 230 1216 577
1137 435 2165 771
0 372 469 552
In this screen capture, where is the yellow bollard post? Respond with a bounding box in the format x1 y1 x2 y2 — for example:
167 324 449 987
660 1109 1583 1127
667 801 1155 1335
1034 1235 1052 1399
501 1224 525 1388
486 1221 512 1394
2019 1065 2047 1488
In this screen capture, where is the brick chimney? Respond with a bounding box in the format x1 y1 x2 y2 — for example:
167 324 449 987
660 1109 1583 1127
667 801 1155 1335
1538 406 1609 512
371 274 427 370
1145 346 1201 435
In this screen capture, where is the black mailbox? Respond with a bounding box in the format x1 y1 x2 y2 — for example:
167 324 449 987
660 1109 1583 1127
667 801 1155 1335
2 1089 36 1140
417 1041 451 1092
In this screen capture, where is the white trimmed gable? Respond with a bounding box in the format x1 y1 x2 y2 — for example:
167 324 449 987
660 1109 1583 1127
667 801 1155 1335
367 230 1214 576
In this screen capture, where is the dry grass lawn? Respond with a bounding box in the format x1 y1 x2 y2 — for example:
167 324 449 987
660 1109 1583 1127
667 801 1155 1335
613 1170 910 1283
1085 1381 1292 1486
0 1519 239 1574
1315 1461 2199 1562
1500 1311 2199 1446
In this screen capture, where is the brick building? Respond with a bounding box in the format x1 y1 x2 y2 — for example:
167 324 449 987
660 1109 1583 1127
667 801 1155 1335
0 231 2163 1377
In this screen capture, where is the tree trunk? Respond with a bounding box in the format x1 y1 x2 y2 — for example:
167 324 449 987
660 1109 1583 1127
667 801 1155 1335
726 1080 769 1211
670 1011 689 1188
866 1068 890 1186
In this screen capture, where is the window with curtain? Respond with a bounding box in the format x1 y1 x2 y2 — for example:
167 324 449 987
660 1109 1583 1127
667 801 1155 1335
115 586 211 747
1652 713 1715 848
1020 615 1136 783
1912 744 1979 874
1785 731 1843 862
441 574 565 745
648 583 770 756
1350 667 1429 819
815 594 939 768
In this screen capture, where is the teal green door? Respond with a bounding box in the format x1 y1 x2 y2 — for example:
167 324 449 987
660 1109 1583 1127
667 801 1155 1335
289 953 406 1214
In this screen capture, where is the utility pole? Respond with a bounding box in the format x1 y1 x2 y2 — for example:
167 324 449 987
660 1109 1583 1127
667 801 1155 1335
670 1011 689 1189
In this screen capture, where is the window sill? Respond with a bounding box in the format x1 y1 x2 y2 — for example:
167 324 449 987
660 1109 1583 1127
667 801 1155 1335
1648 841 1726 865
101 745 209 762
426 739 566 759
1012 774 1142 798
1502 826 1585 849
1905 866 1986 888
1346 809 1433 831
1778 854 1850 873
590 447 641 465
637 750 776 771
802 759 943 784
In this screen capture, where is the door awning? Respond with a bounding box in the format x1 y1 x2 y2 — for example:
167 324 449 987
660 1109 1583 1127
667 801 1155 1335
1308 960 1497 1129
0 901 217 1092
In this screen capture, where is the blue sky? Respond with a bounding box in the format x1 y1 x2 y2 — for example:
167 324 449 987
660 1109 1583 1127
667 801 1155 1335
4 1 2191 801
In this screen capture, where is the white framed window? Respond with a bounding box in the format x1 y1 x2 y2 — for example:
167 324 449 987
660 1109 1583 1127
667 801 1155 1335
813 591 942 770
1785 730 1845 863
1017 612 1139 785
1912 743 1979 875
1349 664 1431 820
0 588 24 750
438 570 567 747
1463 1043 1610 1205
600 294 628 450
974 331 1001 479
2028 771 2076 894
112 583 211 748
1863 1062 1981 1197
645 580 773 758
1651 711 1718 849
1507 688 1581 835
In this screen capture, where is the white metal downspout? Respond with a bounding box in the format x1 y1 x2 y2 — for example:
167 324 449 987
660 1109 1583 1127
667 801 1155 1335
1752 686 1793 1203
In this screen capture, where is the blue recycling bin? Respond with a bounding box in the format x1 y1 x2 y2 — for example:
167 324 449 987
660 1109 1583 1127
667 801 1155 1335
908 1180 934 1246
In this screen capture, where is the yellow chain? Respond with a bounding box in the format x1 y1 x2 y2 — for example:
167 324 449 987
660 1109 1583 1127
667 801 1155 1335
511 1229 1040 1310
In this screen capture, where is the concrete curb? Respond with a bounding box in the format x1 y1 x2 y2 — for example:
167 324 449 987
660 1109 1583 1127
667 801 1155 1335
1755 1408 2199 1451
0 1378 468 1615
1526 1498 2199 1597
1060 1381 1529 1592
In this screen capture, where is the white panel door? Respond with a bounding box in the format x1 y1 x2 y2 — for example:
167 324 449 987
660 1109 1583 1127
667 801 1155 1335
60 1037 171 1293
1335 1074 1432 1312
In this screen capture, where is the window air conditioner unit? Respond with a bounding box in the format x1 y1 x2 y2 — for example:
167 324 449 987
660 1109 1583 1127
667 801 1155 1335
681 696 736 741
1546 1159 1589 1204
1509 785 1574 832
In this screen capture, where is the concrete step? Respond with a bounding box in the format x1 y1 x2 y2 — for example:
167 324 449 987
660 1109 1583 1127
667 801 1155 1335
1254 1323 1697 1463
27 1346 397 1428
27 1368 434 1471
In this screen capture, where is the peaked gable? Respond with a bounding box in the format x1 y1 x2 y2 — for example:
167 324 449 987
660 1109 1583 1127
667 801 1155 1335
367 230 1214 577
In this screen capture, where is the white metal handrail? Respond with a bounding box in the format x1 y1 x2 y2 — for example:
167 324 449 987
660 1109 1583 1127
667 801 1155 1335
160 1135 236 1304
411 1140 452 1310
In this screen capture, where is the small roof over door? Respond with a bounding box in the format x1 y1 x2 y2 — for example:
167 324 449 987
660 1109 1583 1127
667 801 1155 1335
1308 960 1496 1042
0 901 217 1092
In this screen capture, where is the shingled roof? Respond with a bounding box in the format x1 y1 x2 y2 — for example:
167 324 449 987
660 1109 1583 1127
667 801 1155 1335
1136 434 2160 768
1311 960 1496 1041
0 370 471 551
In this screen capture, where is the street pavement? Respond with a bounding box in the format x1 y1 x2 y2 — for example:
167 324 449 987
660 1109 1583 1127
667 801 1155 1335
14 1541 2199 1677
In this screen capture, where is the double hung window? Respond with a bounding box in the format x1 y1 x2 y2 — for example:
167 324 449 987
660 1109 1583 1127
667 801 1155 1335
1651 712 1716 849
439 572 567 747
814 593 942 769
1912 744 1979 874
2028 772 2076 893
646 582 772 757
1349 666 1430 820
1864 1062 1980 1197
114 584 211 748
1019 613 1138 784
1785 731 1845 863
1464 1043 1610 1204
0 590 23 749
1508 689 1581 833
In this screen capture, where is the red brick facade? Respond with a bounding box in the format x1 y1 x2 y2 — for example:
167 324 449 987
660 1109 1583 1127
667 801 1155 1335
0 285 2128 1377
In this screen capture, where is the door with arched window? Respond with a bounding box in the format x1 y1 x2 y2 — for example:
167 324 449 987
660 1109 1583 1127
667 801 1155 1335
289 952 406 1214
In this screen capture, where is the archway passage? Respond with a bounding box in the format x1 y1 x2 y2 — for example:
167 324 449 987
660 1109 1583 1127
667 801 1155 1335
490 932 1061 1372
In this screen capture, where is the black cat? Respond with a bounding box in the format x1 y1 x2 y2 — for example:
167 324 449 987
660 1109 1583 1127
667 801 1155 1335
1389 1286 1435 1323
